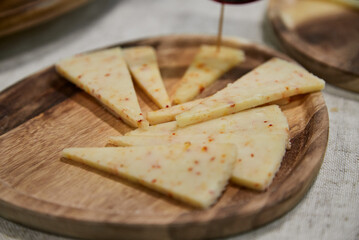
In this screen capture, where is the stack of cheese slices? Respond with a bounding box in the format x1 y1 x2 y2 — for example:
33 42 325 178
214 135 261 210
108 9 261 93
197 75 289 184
57 44 325 209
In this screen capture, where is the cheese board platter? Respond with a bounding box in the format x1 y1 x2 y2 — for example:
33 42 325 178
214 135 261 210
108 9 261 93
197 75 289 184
0 35 329 240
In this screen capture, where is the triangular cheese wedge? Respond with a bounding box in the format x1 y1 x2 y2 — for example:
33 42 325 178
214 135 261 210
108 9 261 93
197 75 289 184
176 58 325 127
123 46 171 109
62 143 237 208
56 48 148 128
108 132 287 191
172 45 245 104
127 105 289 138
147 96 291 125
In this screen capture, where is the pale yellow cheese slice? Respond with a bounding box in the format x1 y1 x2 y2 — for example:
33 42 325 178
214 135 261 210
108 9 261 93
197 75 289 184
56 48 148 128
123 46 171 109
108 132 287 191
147 97 291 125
62 143 237 208
127 105 289 137
147 98 203 125
172 45 245 104
176 58 325 127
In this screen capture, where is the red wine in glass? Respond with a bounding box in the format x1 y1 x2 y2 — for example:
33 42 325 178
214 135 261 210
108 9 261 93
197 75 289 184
213 0 261 50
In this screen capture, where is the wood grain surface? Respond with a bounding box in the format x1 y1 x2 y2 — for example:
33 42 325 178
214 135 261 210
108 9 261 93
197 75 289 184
267 0 359 92
0 35 329 240
0 0 90 38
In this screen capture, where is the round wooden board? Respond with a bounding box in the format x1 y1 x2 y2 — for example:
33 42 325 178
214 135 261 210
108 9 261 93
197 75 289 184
267 0 359 92
0 0 90 38
0 35 329 240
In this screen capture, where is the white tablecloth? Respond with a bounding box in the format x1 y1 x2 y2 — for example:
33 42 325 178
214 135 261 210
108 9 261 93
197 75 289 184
0 0 358 239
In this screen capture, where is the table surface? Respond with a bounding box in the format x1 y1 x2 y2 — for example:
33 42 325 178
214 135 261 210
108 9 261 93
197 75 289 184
0 0 358 239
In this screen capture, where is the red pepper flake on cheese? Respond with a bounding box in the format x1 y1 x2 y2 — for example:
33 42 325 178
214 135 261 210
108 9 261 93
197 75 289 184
201 146 208 152
294 70 304 77
152 164 161 169
196 63 205 69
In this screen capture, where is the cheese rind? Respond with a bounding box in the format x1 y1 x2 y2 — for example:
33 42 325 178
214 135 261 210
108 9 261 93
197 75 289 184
176 58 325 127
62 144 237 208
56 48 148 128
126 105 289 137
108 133 288 191
123 46 171 109
172 45 245 104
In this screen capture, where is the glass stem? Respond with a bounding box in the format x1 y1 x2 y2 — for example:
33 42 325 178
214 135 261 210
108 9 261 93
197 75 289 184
217 3 225 52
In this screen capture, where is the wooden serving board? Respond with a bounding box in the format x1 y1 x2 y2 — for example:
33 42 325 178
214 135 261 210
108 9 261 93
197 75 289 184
267 0 359 92
0 35 329 240
0 0 89 38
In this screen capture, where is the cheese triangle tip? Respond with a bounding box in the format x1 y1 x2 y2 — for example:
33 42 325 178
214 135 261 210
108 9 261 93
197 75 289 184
172 44 245 104
56 47 148 128
123 46 171 109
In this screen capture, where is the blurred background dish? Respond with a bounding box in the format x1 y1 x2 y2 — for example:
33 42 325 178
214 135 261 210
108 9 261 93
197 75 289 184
0 0 90 38
267 0 359 92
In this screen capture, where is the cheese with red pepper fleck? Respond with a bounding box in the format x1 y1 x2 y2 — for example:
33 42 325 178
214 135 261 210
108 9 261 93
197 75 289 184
126 105 289 138
147 97 291 125
147 98 204 125
176 58 325 127
109 132 287 191
62 143 237 208
123 46 171 109
172 45 245 104
56 48 148 128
